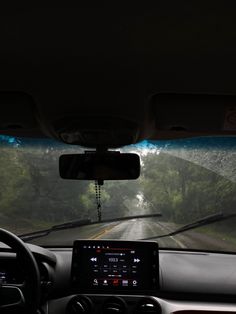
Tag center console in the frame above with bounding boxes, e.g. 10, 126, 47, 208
67, 240, 160, 314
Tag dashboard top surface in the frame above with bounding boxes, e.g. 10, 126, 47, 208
1, 241, 236, 306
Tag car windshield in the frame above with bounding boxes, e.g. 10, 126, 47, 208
0, 135, 236, 251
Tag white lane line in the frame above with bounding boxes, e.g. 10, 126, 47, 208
169, 235, 186, 249
155, 222, 187, 249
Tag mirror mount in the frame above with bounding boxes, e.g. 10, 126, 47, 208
96, 179, 104, 186
95, 146, 109, 154
90, 149, 120, 186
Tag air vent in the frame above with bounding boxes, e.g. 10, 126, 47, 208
38, 262, 53, 299
102, 297, 127, 314
136, 298, 161, 314
66, 295, 93, 314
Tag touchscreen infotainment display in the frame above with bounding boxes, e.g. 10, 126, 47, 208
71, 240, 159, 293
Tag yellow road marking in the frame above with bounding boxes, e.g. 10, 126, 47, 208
90, 223, 119, 240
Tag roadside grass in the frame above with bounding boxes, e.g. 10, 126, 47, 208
1, 217, 53, 235
158, 218, 236, 249
196, 226, 236, 247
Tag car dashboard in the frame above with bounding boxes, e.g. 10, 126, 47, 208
1, 240, 236, 314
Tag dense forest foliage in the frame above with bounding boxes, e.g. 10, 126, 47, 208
0, 137, 236, 235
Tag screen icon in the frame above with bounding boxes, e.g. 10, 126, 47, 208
113, 279, 119, 286
122, 280, 128, 287
93, 269, 99, 273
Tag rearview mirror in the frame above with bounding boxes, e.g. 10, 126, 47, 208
59, 152, 140, 181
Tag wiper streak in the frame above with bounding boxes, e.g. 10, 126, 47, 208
20, 213, 162, 241
141, 212, 236, 240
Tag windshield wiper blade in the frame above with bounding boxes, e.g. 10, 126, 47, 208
19, 212, 162, 241
19, 219, 92, 241
141, 212, 236, 240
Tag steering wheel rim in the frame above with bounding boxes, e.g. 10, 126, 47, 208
0, 228, 41, 314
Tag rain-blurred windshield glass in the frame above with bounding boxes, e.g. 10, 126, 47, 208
0, 135, 236, 251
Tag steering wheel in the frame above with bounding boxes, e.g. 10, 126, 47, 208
0, 228, 41, 314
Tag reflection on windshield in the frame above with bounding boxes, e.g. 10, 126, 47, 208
0, 135, 235, 251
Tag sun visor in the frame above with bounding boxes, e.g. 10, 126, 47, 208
151, 93, 236, 139
0, 92, 44, 138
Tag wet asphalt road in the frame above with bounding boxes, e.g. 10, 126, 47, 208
96, 219, 236, 251
30, 218, 184, 247
96, 219, 186, 248
30, 218, 236, 252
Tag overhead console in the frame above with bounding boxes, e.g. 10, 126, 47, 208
35, 100, 155, 148
71, 240, 159, 295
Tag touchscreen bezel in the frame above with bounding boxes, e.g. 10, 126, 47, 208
71, 240, 159, 295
